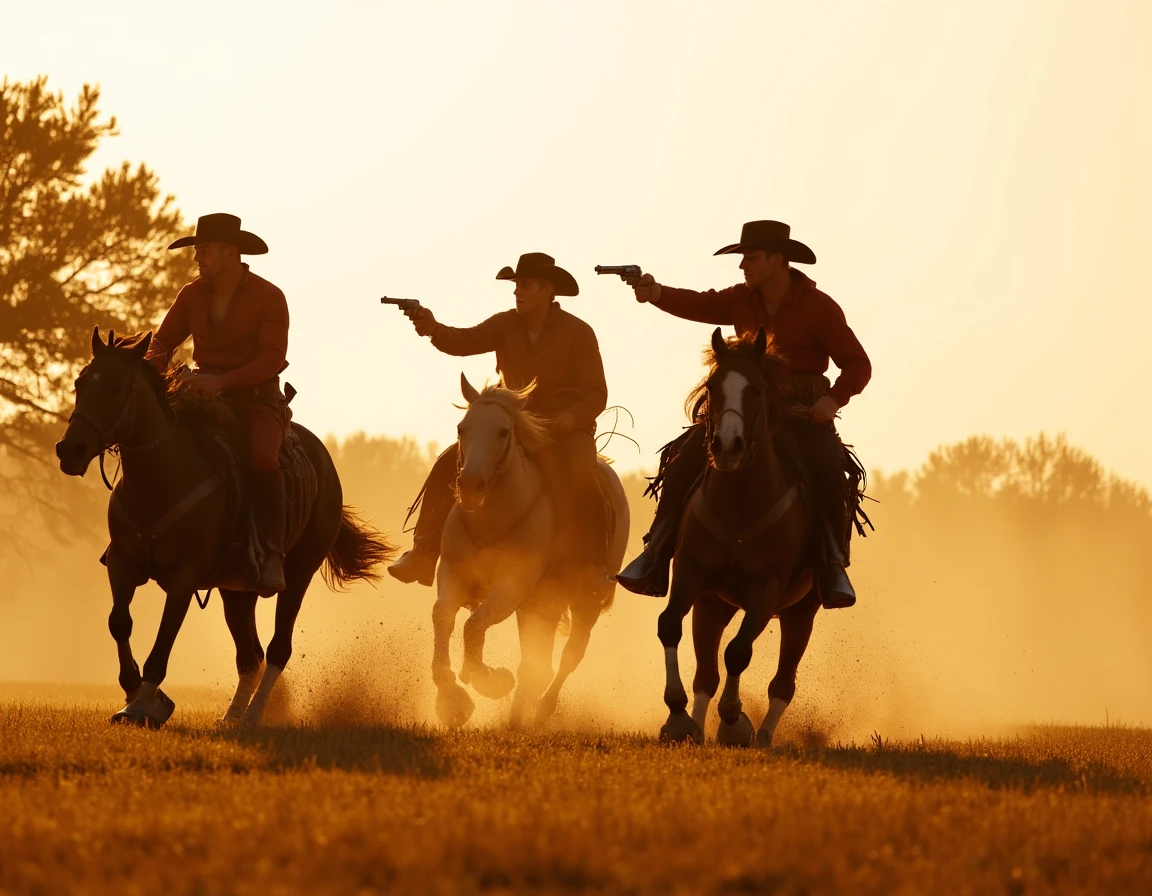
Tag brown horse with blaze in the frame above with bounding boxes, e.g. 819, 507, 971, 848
658, 328, 819, 747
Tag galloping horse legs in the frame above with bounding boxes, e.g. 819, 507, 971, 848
657, 569, 703, 743
760, 588, 821, 748
106, 553, 142, 705
689, 595, 739, 733
220, 590, 263, 723
535, 602, 598, 726
510, 607, 558, 728
715, 578, 779, 746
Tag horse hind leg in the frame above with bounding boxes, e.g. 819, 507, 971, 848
690, 596, 739, 736
219, 590, 263, 724
535, 601, 595, 726
759, 588, 820, 749
511, 607, 558, 728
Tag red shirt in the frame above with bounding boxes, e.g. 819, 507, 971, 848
150, 265, 289, 391
657, 269, 871, 407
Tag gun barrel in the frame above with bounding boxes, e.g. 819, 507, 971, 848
379, 296, 420, 309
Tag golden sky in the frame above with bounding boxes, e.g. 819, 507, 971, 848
10, 0, 1152, 483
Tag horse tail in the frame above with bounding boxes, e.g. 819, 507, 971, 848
322, 505, 397, 589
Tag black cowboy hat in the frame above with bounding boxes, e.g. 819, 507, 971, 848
714, 220, 816, 264
168, 213, 269, 255
495, 252, 579, 297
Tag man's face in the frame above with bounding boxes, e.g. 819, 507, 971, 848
739, 250, 785, 288
193, 242, 234, 280
513, 277, 554, 317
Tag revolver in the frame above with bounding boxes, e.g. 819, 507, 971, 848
594, 265, 644, 287
379, 297, 423, 315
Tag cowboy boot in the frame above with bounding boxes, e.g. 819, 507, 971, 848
251, 470, 286, 597
820, 522, 856, 610
616, 427, 707, 597
389, 448, 457, 586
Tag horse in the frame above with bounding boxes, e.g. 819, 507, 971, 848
55, 328, 395, 728
431, 374, 629, 728
657, 327, 820, 747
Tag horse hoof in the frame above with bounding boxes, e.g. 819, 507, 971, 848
660, 711, 703, 745
717, 712, 755, 747
109, 708, 147, 727
436, 686, 475, 728
470, 666, 516, 700
533, 694, 559, 727
756, 728, 776, 749
111, 688, 176, 729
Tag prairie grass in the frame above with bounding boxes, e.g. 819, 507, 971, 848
2, 690, 1151, 895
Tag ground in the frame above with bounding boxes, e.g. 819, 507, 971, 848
2, 687, 1151, 895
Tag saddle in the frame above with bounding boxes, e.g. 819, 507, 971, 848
101, 388, 318, 592
181, 395, 318, 591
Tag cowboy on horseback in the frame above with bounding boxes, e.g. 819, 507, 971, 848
614, 220, 872, 609
388, 252, 611, 589
144, 213, 290, 596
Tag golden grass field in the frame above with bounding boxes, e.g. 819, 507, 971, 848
2, 685, 1151, 895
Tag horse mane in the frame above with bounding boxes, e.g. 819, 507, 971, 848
684, 330, 789, 420
467, 382, 553, 454
104, 332, 213, 426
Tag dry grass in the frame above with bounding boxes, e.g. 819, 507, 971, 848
2, 689, 1152, 895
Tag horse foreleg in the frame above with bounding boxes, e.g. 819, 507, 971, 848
690, 595, 739, 735
759, 588, 820, 749
432, 576, 473, 728
716, 578, 778, 747
122, 574, 196, 729
460, 585, 525, 700
657, 568, 702, 743
535, 603, 596, 726
510, 607, 558, 728
242, 567, 313, 727
106, 554, 142, 714
220, 590, 263, 724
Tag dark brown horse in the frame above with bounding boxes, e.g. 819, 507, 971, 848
658, 327, 819, 747
55, 329, 394, 727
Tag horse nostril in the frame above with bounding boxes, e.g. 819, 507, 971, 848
710, 437, 721, 454
732, 436, 745, 453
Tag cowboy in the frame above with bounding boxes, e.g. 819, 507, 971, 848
388, 252, 610, 587
615, 220, 871, 608
144, 213, 290, 596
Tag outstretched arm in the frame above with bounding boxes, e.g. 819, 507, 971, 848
633, 274, 738, 326
427, 311, 512, 357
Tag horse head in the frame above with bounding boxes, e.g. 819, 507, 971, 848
55, 327, 159, 476
455, 374, 551, 512
703, 327, 786, 472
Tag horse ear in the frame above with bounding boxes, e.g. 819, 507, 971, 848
91, 327, 104, 356
129, 332, 153, 362
711, 327, 726, 356
460, 373, 480, 405
754, 326, 768, 354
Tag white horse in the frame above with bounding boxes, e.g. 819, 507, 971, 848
431, 375, 629, 727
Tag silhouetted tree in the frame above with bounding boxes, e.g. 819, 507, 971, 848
0, 76, 194, 548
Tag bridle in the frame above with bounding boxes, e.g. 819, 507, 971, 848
456, 399, 520, 502
704, 367, 773, 468
68, 359, 174, 489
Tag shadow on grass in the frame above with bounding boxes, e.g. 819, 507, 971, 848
783, 742, 1146, 795
182, 723, 450, 778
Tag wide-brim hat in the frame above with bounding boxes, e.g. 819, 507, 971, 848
714, 220, 816, 264
168, 213, 269, 255
495, 252, 579, 296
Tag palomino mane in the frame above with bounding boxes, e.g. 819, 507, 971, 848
684, 330, 789, 420
466, 382, 553, 454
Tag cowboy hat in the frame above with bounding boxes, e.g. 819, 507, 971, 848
495, 252, 579, 296
168, 213, 269, 255
714, 220, 816, 264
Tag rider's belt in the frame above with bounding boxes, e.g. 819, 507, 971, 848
197, 367, 283, 403
778, 375, 830, 407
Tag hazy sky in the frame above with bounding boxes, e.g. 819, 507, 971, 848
9, 0, 1152, 484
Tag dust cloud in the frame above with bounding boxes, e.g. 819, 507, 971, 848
2, 431, 1149, 744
